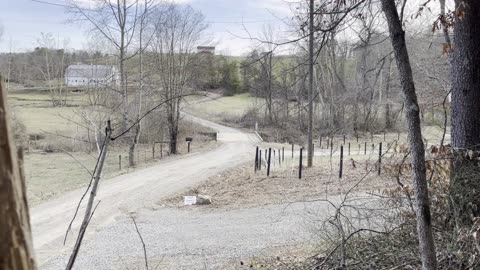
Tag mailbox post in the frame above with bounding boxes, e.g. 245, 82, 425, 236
186, 137, 193, 153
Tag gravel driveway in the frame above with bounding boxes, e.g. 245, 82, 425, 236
31, 114, 260, 268
31, 114, 360, 269
40, 201, 337, 269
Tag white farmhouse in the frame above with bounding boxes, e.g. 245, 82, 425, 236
65, 64, 119, 87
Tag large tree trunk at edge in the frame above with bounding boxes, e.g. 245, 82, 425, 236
380, 1, 437, 269
451, 0, 480, 224
0, 78, 37, 270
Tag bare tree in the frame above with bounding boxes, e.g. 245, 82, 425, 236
68, 0, 154, 166
260, 25, 278, 124
380, 0, 437, 269
150, 4, 207, 154
35, 33, 69, 107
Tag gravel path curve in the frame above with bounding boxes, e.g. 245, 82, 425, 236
31, 114, 257, 266
31, 114, 350, 269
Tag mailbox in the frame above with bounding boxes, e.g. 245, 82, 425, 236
186, 137, 193, 142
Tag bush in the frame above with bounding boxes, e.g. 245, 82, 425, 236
308, 147, 480, 269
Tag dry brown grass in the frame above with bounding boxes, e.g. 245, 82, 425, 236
160, 153, 396, 209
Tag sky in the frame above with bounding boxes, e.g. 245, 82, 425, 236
0, 0, 295, 56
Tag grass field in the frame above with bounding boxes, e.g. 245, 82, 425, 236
185, 92, 450, 146
24, 141, 217, 206
7, 87, 449, 205
8, 87, 85, 135
7, 86, 218, 205
185, 93, 264, 122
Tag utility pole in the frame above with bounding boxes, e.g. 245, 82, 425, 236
307, 0, 314, 167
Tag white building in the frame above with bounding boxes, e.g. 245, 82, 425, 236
65, 64, 119, 87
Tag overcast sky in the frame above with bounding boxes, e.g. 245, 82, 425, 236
0, 0, 294, 56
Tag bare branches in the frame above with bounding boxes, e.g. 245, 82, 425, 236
65, 121, 112, 270
63, 133, 107, 245
111, 93, 202, 140
130, 216, 149, 270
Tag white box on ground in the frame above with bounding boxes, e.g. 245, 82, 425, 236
184, 196, 197, 206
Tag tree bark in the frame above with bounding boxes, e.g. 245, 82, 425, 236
0, 78, 37, 270
452, 0, 480, 150
451, 0, 480, 223
380, 1, 437, 269
384, 56, 393, 129
307, 0, 314, 167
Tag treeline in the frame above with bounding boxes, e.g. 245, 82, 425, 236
0, 46, 110, 87
237, 31, 449, 135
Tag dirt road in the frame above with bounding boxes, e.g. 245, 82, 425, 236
31, 113, 382, 269
31, 114, 260, 267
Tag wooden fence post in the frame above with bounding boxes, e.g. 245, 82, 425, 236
292, 144, 294, 158
319, 136, 322, 148
330, 141, 333, 157
259, 150, 262, 171
299, 148, 303, 179
119, 155, 122, 170
378, 142, 382, 175
364, 142, 367, 155
282, 147, 284, 162
339, 145, 344, 178
278, 148, 281, 166
343, 135, 346, 144
348, 143, 351, 156
267, 148, 272, 176
254, 146, 259, 172
152, 145, 155, 159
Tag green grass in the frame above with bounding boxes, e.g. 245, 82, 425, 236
7, 86, 218, 205
8, 88, 86, 135
186, 93, 264, 121
24, 141, 217, 206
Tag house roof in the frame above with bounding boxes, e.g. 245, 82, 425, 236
66, 65, 116, 78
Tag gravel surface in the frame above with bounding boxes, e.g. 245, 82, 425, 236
31, 113, 383, 269
31, 114, 259, 268
40, 201, 331, 269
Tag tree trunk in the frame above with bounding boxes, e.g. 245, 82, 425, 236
66, 121, 112, 270
128, 125, 141, 167
169, 127, 178, 155
0, 78, 37, 270
307, 0, 314, 167
380, 1, 437, 269
168, 100, 179, 155
450, 0, 480, 223
384, 56, 393, 129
